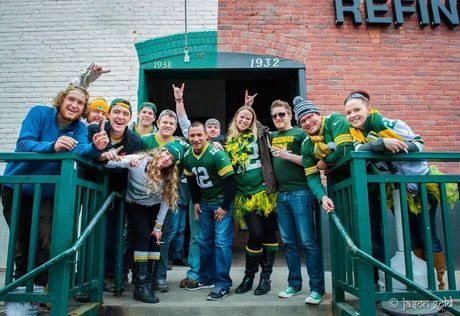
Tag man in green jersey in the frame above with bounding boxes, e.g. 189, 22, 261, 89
294, 96, 352, 212
183, 122, 236, 301
142, 109, 178, 149
269, 99, 326, 305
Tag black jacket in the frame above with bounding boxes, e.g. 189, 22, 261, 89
88, 122, 144, 192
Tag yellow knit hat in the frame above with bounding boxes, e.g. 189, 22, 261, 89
89, 98, 109, 114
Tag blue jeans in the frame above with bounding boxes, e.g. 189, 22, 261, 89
409, 197, 443, 253
154, 210, 175, 281
186, 202, 200, 281
277, 189, 325, 294
170, 204, 187, 260
198, 203, 234, 289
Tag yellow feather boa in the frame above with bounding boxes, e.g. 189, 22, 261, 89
234, 191, 277, 228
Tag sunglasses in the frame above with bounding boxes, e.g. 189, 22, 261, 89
271, 112, 287, 119
344, 93, 369, 105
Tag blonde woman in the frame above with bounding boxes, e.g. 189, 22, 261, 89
225, 105, 278, 295
105, 144, 181, 303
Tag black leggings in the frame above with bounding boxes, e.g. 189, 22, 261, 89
126, 202, 160, 256
244, 211, 278, 251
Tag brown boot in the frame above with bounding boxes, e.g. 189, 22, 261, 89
433, 252, 446, 290
413, 249, 425, 260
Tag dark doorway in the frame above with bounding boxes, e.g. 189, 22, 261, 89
146, 69, 299, 135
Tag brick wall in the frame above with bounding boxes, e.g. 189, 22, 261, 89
218, 1, 460, 153
0, 0, 218, 267
0, 0, 218, 154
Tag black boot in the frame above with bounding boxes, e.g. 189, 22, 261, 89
254, 249, 276, 295
148, 259, 156, 291
133, 261, 159, 303
235, 252, 262, 294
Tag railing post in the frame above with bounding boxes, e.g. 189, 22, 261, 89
327, 173, 345, 304
114, 198, 126, 295
89, 172, 110, 303
350, 157, 376, 314
48, 158, 78, 315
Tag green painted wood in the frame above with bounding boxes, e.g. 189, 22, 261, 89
439, 184, 456, 290
419, 184, 437, 290
26, 184, 42, 291
5, 184, 21, 286
48, 158, 77, 314
326, 151, 460, 315
380, 183, 393, 291
398, 187, 414, 282
0, 152, 115, 315
350, 157, 376, 314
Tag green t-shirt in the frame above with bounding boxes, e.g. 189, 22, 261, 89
227, 137, 265, 196
301, 112, 352, 201
142, 133, 176, 150
271, 126, 307, 192
131, 123, 157, 137
183, 142, 234, 204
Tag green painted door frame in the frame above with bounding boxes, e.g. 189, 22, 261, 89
135, 31, 306, 111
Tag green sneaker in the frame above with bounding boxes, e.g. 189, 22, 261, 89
305, 291, 324, 304
278, 286, 301, 298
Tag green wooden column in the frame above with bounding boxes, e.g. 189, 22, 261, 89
350, 156, 376, 314
48, 158, 78, 315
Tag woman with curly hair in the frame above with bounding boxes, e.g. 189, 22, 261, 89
105, 143, 181, 303
225, 105, 278, 295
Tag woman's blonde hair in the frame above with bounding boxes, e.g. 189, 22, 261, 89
53, 84, 90, 118
143, 147, 179, 208
226, 105, 258, 140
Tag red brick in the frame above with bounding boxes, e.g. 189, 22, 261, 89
218, 0, 459, 153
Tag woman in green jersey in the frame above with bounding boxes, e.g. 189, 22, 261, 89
344, 90, 447, 290
225, 105, 278, 295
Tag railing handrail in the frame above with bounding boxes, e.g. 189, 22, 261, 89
0, 152, 107, 172
0, 191, 121, 298
328, 151, 460, 172
329, 212, 460, 316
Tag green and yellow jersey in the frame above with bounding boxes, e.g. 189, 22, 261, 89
227, 136, 265, 196
183, 142, 234, 204
301, 113, 352, 201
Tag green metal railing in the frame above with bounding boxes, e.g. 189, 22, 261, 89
327, 151, 460, 315
0, 152, 120, 315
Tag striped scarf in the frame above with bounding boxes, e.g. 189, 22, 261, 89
349, 108, 403, 143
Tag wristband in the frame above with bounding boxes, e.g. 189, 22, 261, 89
175, 98, 183, 102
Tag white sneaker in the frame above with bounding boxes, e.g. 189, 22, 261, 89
278, 286, 301, 298
305, 291, 324, 304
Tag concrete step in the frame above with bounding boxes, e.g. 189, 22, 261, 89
101, 266, 335, 316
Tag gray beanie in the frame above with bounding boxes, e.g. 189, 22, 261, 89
292, 96, 321, 124
205, 118, 220, 128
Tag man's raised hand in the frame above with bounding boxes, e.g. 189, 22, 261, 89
172, 83, 185, 101
244, 90, 258, 107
